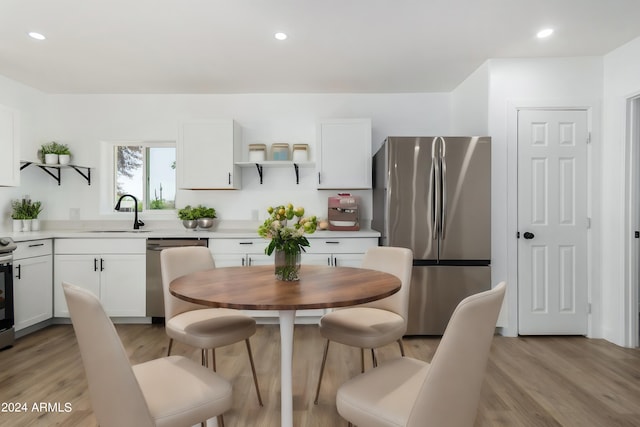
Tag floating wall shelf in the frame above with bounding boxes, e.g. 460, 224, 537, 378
235, 161, 315, 185
20, 161, 92, 185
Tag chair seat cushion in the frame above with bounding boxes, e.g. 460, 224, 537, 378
320, 307, 406, 349
133, 355, 232, 427
166, 308, 256, 349
337, 357, 429, 427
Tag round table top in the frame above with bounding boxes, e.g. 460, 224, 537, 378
169, 264, 401, 310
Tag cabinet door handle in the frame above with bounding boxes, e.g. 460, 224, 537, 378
248, 257, 253, 266
327, 257, 331, 266
15, 264, 21, 280
333, 257, 338, 267
100, 258, 105, 272
318, 172, 321, 185
28, 243, 44, 247
239, 242, 253, 245
242, 258, 245, 266
228, 173, 231, 185
325, 241, 340, 244
94, 258, 98, 272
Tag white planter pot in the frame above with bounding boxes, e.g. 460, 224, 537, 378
12, 219, 22, 233
31, 218, 40, 231
58, 154, 71, 165
44, 153, 59, 164
22, 219, 32, 232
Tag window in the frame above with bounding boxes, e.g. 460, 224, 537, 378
113, 142, 176, 212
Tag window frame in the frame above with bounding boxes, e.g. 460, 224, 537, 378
100, 140, 177, 218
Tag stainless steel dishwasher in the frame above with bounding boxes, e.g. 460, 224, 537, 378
146, 238, 208, 321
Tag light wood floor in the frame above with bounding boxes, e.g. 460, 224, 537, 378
0, 324, 639, 426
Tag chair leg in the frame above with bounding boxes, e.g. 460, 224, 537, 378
202, 349, 208, 368
314, 339, 331, 404
166, 338, 173, 356
245, 339, 263, 406
371, 348, 378, 368
360, 348, 365, 373
398, 338, 405, 356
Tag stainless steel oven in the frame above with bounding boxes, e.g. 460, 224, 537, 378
0, 237, 17, 350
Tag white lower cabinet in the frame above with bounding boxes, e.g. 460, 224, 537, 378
13, 240, 53, 331
54, 239, 146, 317
303, 237, 378, 267
208, 238, 270, 267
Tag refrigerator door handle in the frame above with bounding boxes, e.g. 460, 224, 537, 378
431, 142, 440, 239
440, 138, 447, 240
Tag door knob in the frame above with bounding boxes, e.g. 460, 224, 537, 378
523, 232, 535, 240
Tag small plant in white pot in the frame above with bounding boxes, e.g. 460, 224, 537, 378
39, 141, 71, 165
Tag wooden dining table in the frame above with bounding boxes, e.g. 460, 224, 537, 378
170, 264, 401, 427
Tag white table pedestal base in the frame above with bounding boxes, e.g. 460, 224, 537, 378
279, 309, 296, 427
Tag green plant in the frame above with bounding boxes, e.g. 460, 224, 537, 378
28, 201, 43, 219
39, 141, 70, 161
178, 204, 217, 220
193, 205, 216, 219
11, 199, 42, 220
177, 205, 196, 220
11, 199, 29, 220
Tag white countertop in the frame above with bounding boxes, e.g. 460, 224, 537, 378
8, 228, 380, 242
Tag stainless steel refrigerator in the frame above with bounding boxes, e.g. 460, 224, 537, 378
372, 136, 491, 335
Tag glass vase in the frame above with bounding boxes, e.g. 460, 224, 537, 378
274, 248, 301, 281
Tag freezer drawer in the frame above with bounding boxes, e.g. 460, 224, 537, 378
406, 265, 491, 335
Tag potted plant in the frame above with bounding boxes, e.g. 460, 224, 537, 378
39, 142, 59, 164
57, 144, 72, 165
193, 205, 217, 229
177, 205, 198, 229
28, 200, 43, 231
11, 199, 28, 232
39, 141, 71, 165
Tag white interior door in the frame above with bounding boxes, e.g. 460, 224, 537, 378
518, 109, 589, 335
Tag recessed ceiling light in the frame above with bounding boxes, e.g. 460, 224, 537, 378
28, 32, 46, 40
536, 28, 554, 39
274, 32, 287, 41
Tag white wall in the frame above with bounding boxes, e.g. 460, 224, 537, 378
602, 36, 640, 346
486, 57, 603, 336
451, 61, 490, 136
11, 92, 450, 228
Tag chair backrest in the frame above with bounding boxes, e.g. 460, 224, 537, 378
358, 246, 413, 321
407, 281, 506, 427
62, 282, 155, 427
160, 246, 216, 318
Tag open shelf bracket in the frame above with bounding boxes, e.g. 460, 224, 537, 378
255, 163, 264, 184
20, 161, 92, 186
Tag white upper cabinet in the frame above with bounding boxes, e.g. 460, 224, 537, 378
177, 119, 242, 189
316, 118, 371, 189
0, 104, 20, 187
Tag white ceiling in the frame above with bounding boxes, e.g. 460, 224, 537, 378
2, 0, 640, 94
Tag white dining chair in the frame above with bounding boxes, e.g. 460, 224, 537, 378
161, 246, 263, 407
63, 282, 232, 427
314, 246, 413, 403
336, 281, 506, 427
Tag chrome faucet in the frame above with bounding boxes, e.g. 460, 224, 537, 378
114, 194, 145, 230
